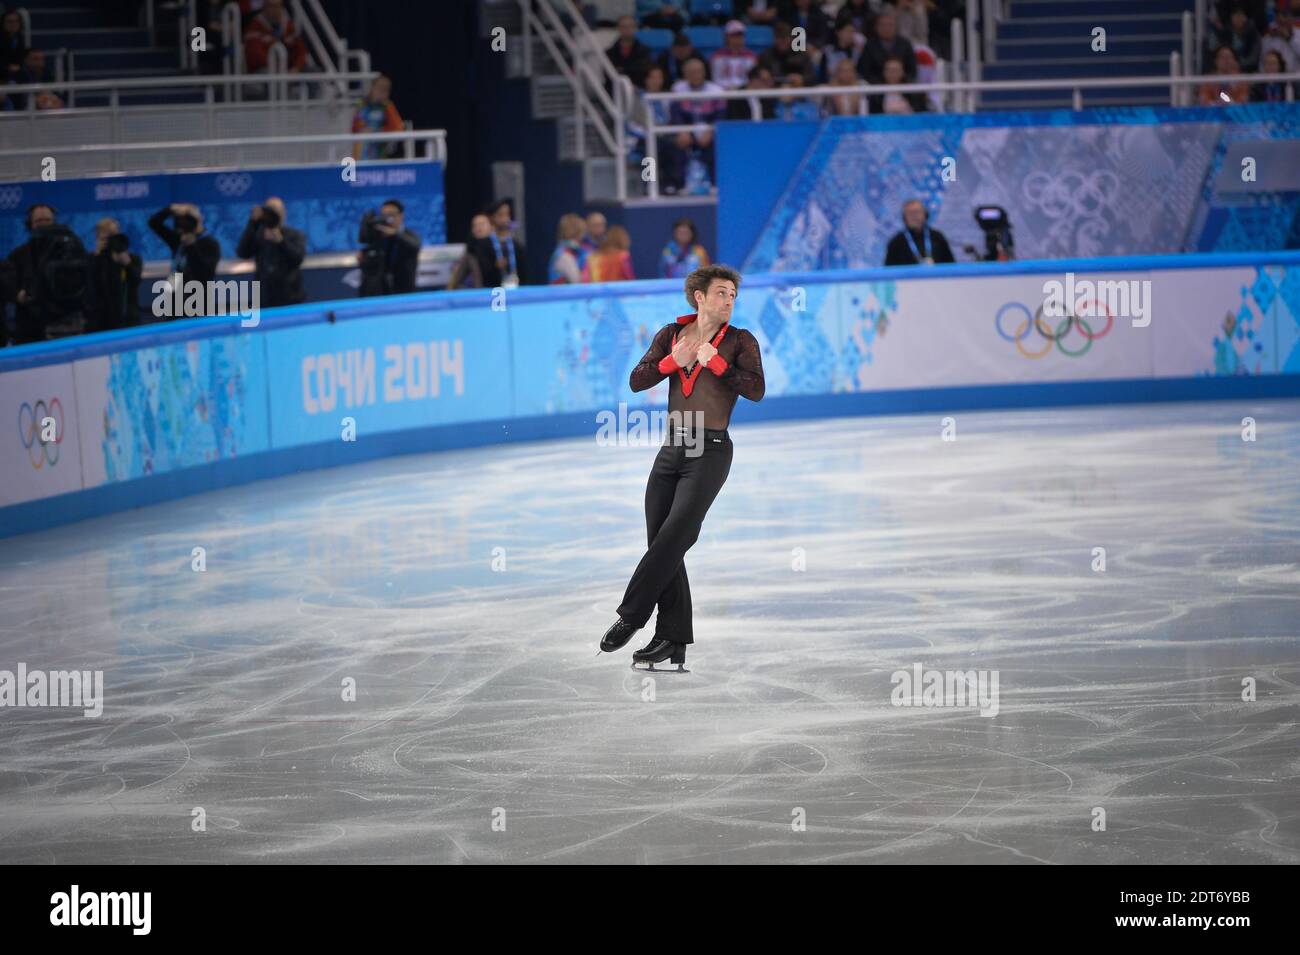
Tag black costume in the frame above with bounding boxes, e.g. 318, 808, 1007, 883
614, 313, 765, 655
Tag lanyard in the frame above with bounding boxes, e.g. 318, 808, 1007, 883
903, 226, 932, 262
490, 232, 516, 276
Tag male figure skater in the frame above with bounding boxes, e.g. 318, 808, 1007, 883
599, 264, 765, 671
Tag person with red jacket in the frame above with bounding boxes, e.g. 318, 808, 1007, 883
243, 0, 308, 73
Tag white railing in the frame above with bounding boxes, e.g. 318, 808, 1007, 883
637, 70, 1300, 199
517, 0, 627, 201
221, 0, 244, 96
0, 129, 447, 180
2, 69, 378, 108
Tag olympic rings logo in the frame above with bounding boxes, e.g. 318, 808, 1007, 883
18, 398, 64, 469
0, 184, 22, 210
995, 301, 1113, 358
215, 172, 253, 197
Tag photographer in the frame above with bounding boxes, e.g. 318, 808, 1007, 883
6, 204, 89, 343
236, 197, 305, 308
89, 218, 143, 333
149, 203, 221, 289
357, 199, 420, 297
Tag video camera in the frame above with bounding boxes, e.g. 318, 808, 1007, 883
107, 233, 130, 255
174, 211, 200, 235
969, 205, 1014, 261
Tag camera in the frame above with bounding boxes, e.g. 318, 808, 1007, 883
174, 212, 199, 234
972, 205, 1014, 261
360, 208, 396, 246
107, 233, 130, 255
260, 206, 281, 229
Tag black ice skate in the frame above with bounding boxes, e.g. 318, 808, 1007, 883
630, 638, 689, 673
599, 616, 640, 653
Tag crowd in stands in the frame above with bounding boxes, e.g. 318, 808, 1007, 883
447, 208, 712, 289
612, 2, 966, 193
1199, 1, 1298, 104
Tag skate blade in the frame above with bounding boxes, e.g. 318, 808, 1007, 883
630, 662, 690, 673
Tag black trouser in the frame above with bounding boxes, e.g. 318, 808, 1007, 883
616, 427, 733, 644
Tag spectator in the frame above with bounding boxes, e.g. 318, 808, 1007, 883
774, 69, 820, 120
88, 218, 142, 333
468, 198, 527, 288
669, 57, 725, 193
893, 0, 931, 48
824, 57, 869, 115
581, 211, 608, 265
724, 63, 777, 119
243, 0, 308, 73
548, 213, 586, 284
925, 0, 963, 60
659, 30, 706, 85
236, 197, 305, 308
581, 225, 635, 283
779, 0, 831, 49
859, 11, 917, 84
638, 1, 686, 31
149, 203, 221, 287
352, 74, 404, 160
447, 214, 491, 290
659, 217, 710, 278
10, 48, 51, 109
711, 19, 758, 90
1216, 4, 1261, 73
1262, 8, 1300, 73
870, 56, 927, 113
34, 90, 63, 110
737, 0, 779, 25
194, 0, 227, 76
885, 199, 955, 265
758, 21, 814, 82
608, 15, 654, 85
819, 18, 865, 84
7, 204, 89, 342
1252, 49, 1296, 100
627, 64, 674, 174
1, 11, 26, 78
357, 199, 420, 297
1199, 45, 1250, 104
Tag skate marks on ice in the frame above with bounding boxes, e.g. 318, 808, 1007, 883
0, 400, 1297, 862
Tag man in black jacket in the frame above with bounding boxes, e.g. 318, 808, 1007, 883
884, 199, 955, 266
237, 197, 306, 307
7, 204, 89, 343
858, 10, 917, 84
149, 203, 221, 287
607, 15, 654, 85
357, 199, 420, 297
89, 218, 143, 332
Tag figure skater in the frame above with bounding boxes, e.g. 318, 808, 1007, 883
599, 264, 765, 671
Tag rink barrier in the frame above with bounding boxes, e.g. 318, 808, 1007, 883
3, 250, 1299, 538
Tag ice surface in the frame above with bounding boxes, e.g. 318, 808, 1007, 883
0, 400, 1297, 863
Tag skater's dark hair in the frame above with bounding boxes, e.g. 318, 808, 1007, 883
684, 264, 740, 310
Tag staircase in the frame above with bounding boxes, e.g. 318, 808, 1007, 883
21, 0, 198, 106
980, 0, 1196, 110
484, 0, 629, 203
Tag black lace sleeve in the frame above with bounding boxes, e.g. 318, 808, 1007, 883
629, 324, 676, 393
719, 328, 765, 401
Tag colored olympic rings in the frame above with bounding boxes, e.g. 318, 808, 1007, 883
995, 300, 1113, 358
18, 398, 63, 468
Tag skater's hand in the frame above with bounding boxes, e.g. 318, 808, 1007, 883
670, 337, 697, 368
696, 341, 717, 365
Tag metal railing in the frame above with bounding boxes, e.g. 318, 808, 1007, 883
517, 0, 627, 200
0, 129, 447, 180
638, 70, 1300, 199
1, 69, 378, 108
